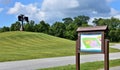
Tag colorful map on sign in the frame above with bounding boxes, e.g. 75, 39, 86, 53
82, 38, 101, 48
80, 33, 102, 52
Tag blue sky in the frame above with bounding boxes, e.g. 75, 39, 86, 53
0, 0, 120, 27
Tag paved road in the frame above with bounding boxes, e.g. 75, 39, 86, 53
0, 52, 120, 70
0, 44, 120, 70
110, 44, 120, 49
99, 66, 120, 70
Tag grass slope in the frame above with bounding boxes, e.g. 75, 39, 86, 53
0, 31, 119, 62
0, 31, 75, 62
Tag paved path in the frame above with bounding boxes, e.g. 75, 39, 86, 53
0, 52, 120, 70
99, 66, 120, 70
108, 66, 120, 70
0, 44, 120, 70
110, 44, 120, 49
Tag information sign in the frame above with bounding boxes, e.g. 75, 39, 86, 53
80, 32, 102, 52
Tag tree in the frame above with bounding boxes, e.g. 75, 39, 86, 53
37, 20, 50, 34
74, 15, 90, 26
64, 23, 78, 40
0, 26, 10, 32
93, 17, 120, 30
109, 30, 117, 42
109, 17, 120, 30
49, 22, 66, 38
93, 18, 106, 26
116, 29, 120, 42
34, 24, 39, 32
10, 21, 21, 31
62, 17, 73, 26
24, 20, 35, 32
93, 17, 120, 42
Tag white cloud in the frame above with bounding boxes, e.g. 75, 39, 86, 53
88, 7, 120, 25
88, 8, 120, 25
110, 8, 119, 16
0, 8, 3, 12
114, 15, 120, 20
41, 0, 79, 11
7, 2, 45, 21
41, 0, 111, 23
88, 16, 111, 25
110, 9, 120, 20
7, 0, 120, 24
7, 2, 23, 14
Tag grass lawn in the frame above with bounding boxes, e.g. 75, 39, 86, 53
0, 31, 120, 62
40, 59, 120, 70
0, 31, 75, 62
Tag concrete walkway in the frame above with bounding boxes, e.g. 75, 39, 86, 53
110, 44, 120, 49
99, 66, 120, 70
108, 66, 120, 70
0, 52, 120, 70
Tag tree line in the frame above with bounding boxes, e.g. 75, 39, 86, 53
0, 15, 120, 42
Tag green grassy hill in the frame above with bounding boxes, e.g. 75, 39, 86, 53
0, 31, 119, 62
0, 31, 75, 62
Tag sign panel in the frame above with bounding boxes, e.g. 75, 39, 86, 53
80, 32, 102, 52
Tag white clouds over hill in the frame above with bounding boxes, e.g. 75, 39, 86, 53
7, 0, 120, 23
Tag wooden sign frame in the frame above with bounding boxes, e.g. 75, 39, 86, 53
76, 26, 109, 70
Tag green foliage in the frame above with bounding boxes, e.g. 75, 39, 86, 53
74, 15, 90, 26
24, 20, 35, 32
1, 15, 90, 41
65, 23, 78, 40
62, 17, 73, 26
49, 22, 66, 38
109, 29, 120, 42
2, 15, 120, 42
0, 26, 10, 32
37, 20, 50, 34
62, 15, 90, 40
10, 21, 21, 31
93, 17, 120, 42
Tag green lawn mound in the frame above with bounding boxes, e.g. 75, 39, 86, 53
0, 31, 119, 62
0, 31, 75, 62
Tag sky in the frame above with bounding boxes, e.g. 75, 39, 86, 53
0, 0, 120, 27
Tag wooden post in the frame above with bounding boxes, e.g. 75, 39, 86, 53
104, 39, 109, 70
76, 26, 108, 70
76, 39, 80, 70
